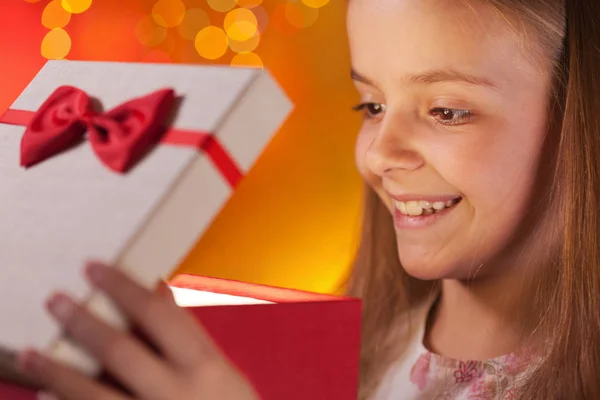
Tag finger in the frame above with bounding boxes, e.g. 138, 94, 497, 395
18, 349, 129, 400
46, 292, 179, 400
85, 262, 220, 369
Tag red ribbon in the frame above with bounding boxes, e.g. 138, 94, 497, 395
0, 86, 243, 188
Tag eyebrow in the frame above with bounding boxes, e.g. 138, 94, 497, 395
350, 68, 499, 89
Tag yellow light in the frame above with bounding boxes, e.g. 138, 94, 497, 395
235, 0, 263, 8
195, 26, 228, 60
177, 8, 210, 41
224, 8, 257, 42
41, 28, 71, 60
301, 0, 329, 8
42, 0, 71, 30
61, 0, 92, 14
135, 15, 168, 47
206, 0, 236, 13
228, 31, 260, 54
285, 2, 319, 29
231, 52, 263, 68
152, 0, 186, 28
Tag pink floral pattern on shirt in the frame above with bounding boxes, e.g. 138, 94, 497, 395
410, 352, 431, 389
408, 351, 530, 399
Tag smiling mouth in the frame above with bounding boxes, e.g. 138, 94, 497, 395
394, 198, 462, 216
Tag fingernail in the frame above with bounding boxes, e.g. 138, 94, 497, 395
18, 349, 45, 376
85, 261, 109, 285
46, 292, 76, 323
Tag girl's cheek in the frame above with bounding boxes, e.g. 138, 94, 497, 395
355, 128, 375, 179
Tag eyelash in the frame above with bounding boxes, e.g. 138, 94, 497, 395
352, 103, 385, 120
352, 102, 473, 126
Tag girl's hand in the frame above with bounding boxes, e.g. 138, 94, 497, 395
18, 262, 260, 400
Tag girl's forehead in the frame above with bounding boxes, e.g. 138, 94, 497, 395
347, 0, 511, 49
346, 0, 545, 91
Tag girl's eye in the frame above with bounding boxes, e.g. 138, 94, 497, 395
352, 102, 387, 119
430, 107, 473, 126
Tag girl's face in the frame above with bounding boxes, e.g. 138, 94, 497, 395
348, 0, 555, 280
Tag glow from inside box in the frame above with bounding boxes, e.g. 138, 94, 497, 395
169, 286, 273, 307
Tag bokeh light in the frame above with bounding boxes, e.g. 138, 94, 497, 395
231, 52, 263, 68
61, 0, 92, 14
142, 49, 172, 63
301, 0, 330, 8
42, 0, 72, 29
223, 8, 258, 41
155, 29, 177, 54
135, 15, 167, 47
251, 5, 269, 33
177, 8, 210, 41
285, 2, 319, 29
206, 0, 236, 13
195, 25, 228, 60
236, 0, 263, 8
41, 28, 71, 59
179, 41, 205, 63
228, 31, 260, 54
152, 0, 186, 28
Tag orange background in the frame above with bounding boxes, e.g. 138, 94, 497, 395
0, 0, 362, 295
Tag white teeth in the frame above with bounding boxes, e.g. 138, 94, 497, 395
405, 201, 423, 216
432, 202, 446, 211
394, 198, 460, 216
397, 201, 407, 214
420, 201, 433, 209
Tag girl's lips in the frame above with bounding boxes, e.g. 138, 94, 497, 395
389, 194, 463, 203
393, 197, 462, 229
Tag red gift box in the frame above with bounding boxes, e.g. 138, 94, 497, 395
0, 274, 362, 400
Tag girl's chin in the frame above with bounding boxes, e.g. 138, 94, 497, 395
400, 259, 490, 282
398, 254, 463, 281
401, 265, 449, 281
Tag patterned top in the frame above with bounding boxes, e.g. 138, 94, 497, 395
372, 300, 531, 400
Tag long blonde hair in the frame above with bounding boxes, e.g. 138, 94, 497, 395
347, 1, 600, 398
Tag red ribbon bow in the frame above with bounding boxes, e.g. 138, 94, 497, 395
20, 85, 176, 173
0, 86, 243, 187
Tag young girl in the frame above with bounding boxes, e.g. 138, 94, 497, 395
16, 0, 600, 399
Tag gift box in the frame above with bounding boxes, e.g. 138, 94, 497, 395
171, 275, 361, 400
0, 61, 293, 381
0, 274, 362, 400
